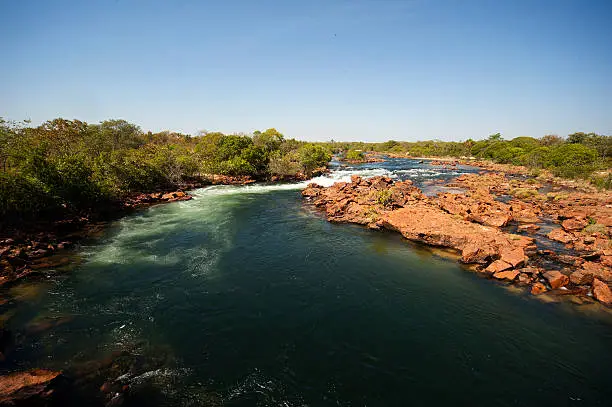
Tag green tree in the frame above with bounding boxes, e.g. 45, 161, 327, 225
298, 144, 331, 175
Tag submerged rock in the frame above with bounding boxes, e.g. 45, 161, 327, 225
531, 282, 548, 295
0, 369, 62, 405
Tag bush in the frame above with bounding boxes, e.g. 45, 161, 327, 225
268, 151, 300, 176
547, 144, 598, 178
299, 144, 331, 175
0, 172, 57, 217
345, 150, 365, 161
376, 189, 393, 206
590, 173, 612, 190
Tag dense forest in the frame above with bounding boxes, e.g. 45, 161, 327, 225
332, 132, 611, 188
0, 118, 330, 220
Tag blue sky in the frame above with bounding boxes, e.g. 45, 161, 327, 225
1, 0, 611, 141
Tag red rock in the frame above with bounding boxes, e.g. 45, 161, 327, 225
100, 382, 112, 393
493, 269, 519, 280
436, 192, 512, 227
518, 224, 540, 233
499, 247, 525, 268
570, 270, 594, 285
306, 176, 534, 265
381, 205, 533, 264
592, 278, 612, 305
543, 270, 569, 289
518, 273, 532, 284
554, 254, 584, 266
593, 237, 611, 251
547, 228, 574, 244
486, 260, 513, 274
531, 282, 548, 295
561, 218, 588, 231
581, 261, 612, 283
601, 255, 612, 267
518, 266, 542, 276
0, 369, 61, 404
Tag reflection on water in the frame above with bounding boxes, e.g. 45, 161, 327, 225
1, 158, 612, 406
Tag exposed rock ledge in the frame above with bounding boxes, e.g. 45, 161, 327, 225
302, 175, 612, 306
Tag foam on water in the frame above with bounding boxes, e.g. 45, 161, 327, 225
188, 167, 397, 198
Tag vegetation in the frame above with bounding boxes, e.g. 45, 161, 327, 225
0, 118, 331, 221
324, 132, 611, 187
2, 114, 609, 223
345, 150, 365, 161
376, 189, 393, 207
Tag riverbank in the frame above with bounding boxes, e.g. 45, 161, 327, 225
0, 167, 334, 291
1, 159, 611, 406
0, 175, 258, 289
302, 169, 612, 307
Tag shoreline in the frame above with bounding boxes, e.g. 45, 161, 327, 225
302, 169, 612, 308
0, 171, 324, 289
1, 159, 610, 404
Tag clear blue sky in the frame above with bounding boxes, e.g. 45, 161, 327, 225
1, 0, 611, 141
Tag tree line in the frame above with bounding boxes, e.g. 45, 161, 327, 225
330, 132, 611, 188
0, 118, 331, 220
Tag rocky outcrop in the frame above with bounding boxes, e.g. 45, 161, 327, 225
0, 369, 62, 405
124, 190, 192, 208
381, 206, 533, 264
436, 192, 512, 227
302, 173, 612, 307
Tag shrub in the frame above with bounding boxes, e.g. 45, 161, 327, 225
547, 144, 598, 178
0, 172, 57, 217
345, 150, 365, 161
376, 189, 393, 206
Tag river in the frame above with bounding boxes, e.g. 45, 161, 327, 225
3, 159, 612, 406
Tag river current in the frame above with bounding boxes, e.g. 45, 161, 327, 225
3, 159, 612, 406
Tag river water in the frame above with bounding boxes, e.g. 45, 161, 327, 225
3, 159, 612, 406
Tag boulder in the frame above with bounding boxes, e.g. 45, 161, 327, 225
518, 266, 543, 276
592, 278, 612, 305
561, 218, 588, 232
531, 282, 548, 295
547, 228, 574, 244
518, 273, 532, 285
570, 270, 594, 285
493, 269, 519, 280
581, 261, 612, 283
499, 247, 525, 268
486, 260, 512, 274
543, 270, 569, 289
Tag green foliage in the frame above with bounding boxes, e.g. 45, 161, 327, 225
298, 144, 331, 175
547, 143, 598, 178
345, 150, 365, 161
0, 118, 332, 221
376, 189, 393, 206
327, 130, 608, 187
590, 173, 612, 190
0, 172, 58, 217
268, 151, 301, 177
